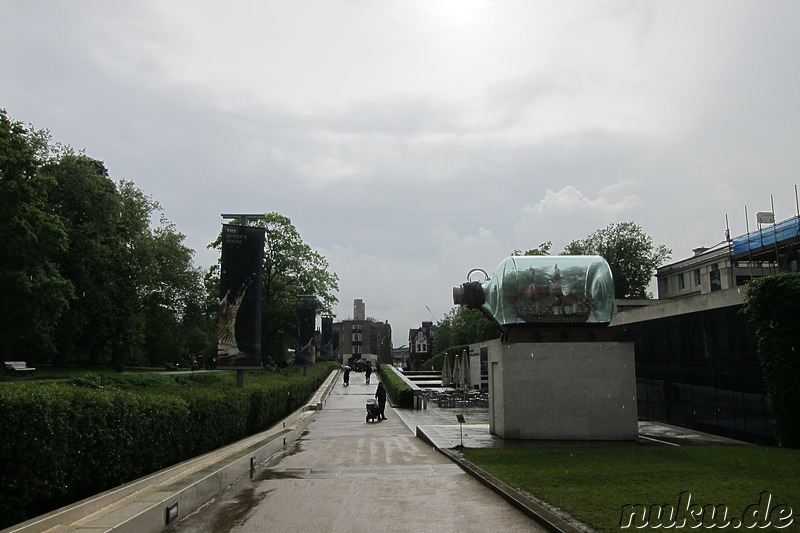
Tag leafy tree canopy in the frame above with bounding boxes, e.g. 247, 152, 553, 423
1, 109, 210, 367
434, 306, 501, 355
561, 221, 671, 299
0, 109, 72, 358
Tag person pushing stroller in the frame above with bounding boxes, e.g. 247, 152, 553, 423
375, 382, 387, 420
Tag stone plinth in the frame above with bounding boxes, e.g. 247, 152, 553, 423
484, 339, 638, 440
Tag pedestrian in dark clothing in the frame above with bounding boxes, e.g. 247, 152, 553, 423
375, 382, 387, 420
365, 364, 372, 384
343, 366, 351, 387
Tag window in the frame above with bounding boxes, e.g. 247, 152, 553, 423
677, 273, 686, 291
352, 333, 362, 342
353, 345, 361, 355
694, 269, 701, 286
417, 342, 427, 353
710, 264, 721, 292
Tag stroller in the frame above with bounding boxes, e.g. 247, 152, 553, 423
366, 397, 381, 423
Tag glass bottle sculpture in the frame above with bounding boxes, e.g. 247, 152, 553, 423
453, 255, 615, 325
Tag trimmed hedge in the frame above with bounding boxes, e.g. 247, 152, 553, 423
0, 363, 337, 528
377, 365, 414, 408
421, 344, 470, 371
421, 352, 444, 371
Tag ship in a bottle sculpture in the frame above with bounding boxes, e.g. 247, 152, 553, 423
452, 255, 615, 327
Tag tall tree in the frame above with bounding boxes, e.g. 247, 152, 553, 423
139, 216, 207, 366
2, 110, 211, 367
109, 181, 205, 370
46, 157, 206, 368
434, 306, 501, 354
0, 110, 72, 360
562, 221, 671, 299
210, 213, 339, 364
44, 154, 122, 365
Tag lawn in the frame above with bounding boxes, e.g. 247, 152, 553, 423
461, 445, 799, 532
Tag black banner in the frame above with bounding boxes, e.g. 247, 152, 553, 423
295, 295, 317, 366
217, 224, 265, 369
320, 315, 335, 361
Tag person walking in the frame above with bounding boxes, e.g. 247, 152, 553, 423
375, 382, 387, 420
365, 364, 372, 384
343, 366, 351, 387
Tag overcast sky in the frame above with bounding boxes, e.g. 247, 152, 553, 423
3, 1, 799, 348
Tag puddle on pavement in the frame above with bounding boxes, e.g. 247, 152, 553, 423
249, 439, 304, 481
210, 487, 270, 531
255, 469, 303, 481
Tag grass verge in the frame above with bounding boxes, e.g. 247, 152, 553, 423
460, 445, 799, 532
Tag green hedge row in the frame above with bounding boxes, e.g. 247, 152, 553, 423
377, 365, 414, 409
0, 363, 337, 528
421, 344, 470, 371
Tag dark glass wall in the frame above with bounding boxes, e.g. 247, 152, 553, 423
614, 304, 773, 444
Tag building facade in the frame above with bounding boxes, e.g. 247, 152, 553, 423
407, 321, 436, 370
656, 214, 799, 299
392, 346, 408, 369
332, 299, 392, 367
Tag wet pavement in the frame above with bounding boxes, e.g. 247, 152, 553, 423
167, 372, 748, 533
7, 371, 750, 533
168, 374, 549, 533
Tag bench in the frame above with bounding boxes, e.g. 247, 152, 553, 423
4, 361, 36, 377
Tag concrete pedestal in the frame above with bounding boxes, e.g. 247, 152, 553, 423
485, 339, 638, 440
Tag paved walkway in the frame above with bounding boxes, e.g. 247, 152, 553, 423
169, 374, 548, 533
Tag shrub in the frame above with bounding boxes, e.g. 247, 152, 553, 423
744, 273, 800, 448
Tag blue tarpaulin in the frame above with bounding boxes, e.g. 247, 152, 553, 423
731, 216, 800, 257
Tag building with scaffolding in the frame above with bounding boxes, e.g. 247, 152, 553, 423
656, 214, 799, 299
